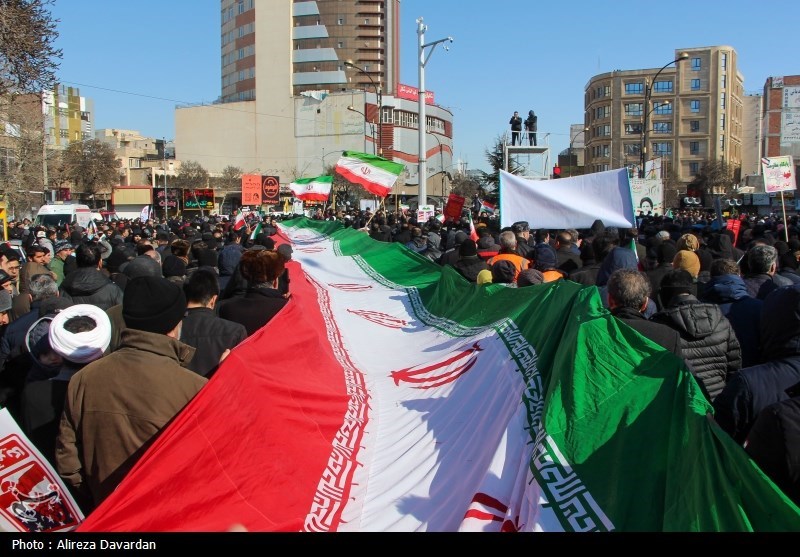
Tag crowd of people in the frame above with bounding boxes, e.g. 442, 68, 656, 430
0, 203, 797, 517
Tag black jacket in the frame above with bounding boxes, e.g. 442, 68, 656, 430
556, 246, 582, 274
217, 287, 288, 337
651, 294, 741, 401
611, 307, 681, 357
699, 274, 763, 367
714, 285, 800, 444
745, 384, 800, 506
451, 256, 490, 283
568, 263, 602, 286
180, 307, 248, 377
60, 267, 123, 310
744, 272, 793, 300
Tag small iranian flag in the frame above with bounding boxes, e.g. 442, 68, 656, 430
479, 200, 495, 213
233, 211, 247, 231
335, 151, 404, 197
467, 211, 479, 242
290, 176, 333, 202
249, 222, 262, 240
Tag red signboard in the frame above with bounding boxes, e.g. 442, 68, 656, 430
262, 175, 280, 204
443, 194, 465, 223
396, 83, 435, 105
727, 218, 741, 246
241, 174, 262, 206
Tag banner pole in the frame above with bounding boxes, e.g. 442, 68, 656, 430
781, 191, 789, 242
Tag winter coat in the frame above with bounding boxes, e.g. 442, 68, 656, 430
744, 272, 793, 300
595, 247, 639, 287
699, 274, 763, 367
611, 307, 682, 357
59, 268, 123, 310
217, 244, 244, 290
451, 256, 490, 283
556, 246, 582, 274
646, 263, 674, 310
180, 307, 247, 377
651, 294, 742, 401
713, 285, 800, 444
568, 263, 602, 287
217, 287, 288, 337
57, 329, 206, 509
745, 384, 800, 506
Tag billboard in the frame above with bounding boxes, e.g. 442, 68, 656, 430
241, 174, 262, 206
761, 156, 797, 193
396, 84, 435, 105
183, 189, 215, 210
155, 188, 180, 210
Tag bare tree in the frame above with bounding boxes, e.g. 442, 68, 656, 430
450, 172, 481, 200
689, 159, 738, 199
0, 0, 61, 96
0, 93, 46, 217
61, 139, 120, 207
173, 160, 209, 190
213, 164, 242, 193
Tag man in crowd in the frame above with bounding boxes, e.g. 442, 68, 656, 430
57, 276, 207, 511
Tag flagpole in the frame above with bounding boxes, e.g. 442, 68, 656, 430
781, 191, 789, 242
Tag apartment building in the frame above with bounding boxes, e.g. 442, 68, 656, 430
584, 46, 743, 192
178, 0, 453, 193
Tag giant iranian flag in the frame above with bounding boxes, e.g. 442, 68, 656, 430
79, 219, 800, 532
335, 151, 403, 197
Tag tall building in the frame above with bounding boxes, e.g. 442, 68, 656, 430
178, 0, 452, 196
761, 75, 800, 163
221, 0, 399, 102
43, 84, 94, 149
584, 46, 743, 196
741, 93, 763, 179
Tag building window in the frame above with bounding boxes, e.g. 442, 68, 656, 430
338, 17, 343, 25
128, 158, 141, 168
691, 57, 701, 71
721, 75, 726, 89
690, 120, 700, 132
601, 145, 609, 157
689, 162, 700, 175
59, 129, 68, 138
653, 80, 673, 93
720, 135, 725, 150
624, 144, 641, 156
597, 124, 610, 137
653, 102, 672, 115
720, 115, 725, 130
652, 142, 672, 156
624, 103, 643, 116
690, 100, 700, 113
625, 82, 644, 95
625, 123, 642, 135
691, 78, 700, 90
237, 0, 244, 15
690, 141, 699, 155
721, 52, 727, 70
595, 106, 610, 119
337, 41, 343, 48
720, 93, 726, 109
653, 122, 672, 134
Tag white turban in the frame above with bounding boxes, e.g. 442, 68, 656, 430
48, 304, 111, 364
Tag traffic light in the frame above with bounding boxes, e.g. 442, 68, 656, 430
552, 165, 562, 179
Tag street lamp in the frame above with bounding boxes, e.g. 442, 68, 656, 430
347, 105, 376, 155
641, 52, 688, 177
417, 17, 453, 208
568, 126, 589, 177
344, 61, 382, 156
430, 133, 447, 199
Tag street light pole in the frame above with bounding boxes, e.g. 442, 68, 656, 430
641, 52, 688, 178
344, 61, 382, 156
568, 126, 589, 177
163, 137, 168, 220
417, 17, 453, 208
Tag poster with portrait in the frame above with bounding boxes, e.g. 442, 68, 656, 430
629, 178, 664, 216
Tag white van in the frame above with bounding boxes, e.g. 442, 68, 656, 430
34, 204, 94, 229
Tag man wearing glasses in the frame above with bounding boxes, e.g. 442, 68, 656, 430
0, 248, 21, 296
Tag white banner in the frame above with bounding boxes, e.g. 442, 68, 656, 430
781, 110, 800, 145
783, 86, 800, 109
139, 205, 150, 222
499, 169, 635, 229
761, 156, 797, 193
630, 178, 664, 217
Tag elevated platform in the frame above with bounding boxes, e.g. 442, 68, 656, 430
503, 142, 551, 180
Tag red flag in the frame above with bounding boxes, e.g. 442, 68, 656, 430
232, 211, 247, 231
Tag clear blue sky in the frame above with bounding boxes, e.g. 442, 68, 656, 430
50, 0, 797, 174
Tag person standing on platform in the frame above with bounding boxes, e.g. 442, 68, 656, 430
525, 110, 538, 146
509, 111, 522, 146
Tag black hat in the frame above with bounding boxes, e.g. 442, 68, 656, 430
491, 260, 517, 284
123, 276, 186, 334
277, 244, 293, 260
161, 255, 187, 278
123, 256, 163, 279
459, 239, 478, 257
659, 269, 694, 307
196, 249, 218, 269
533, 243, 558, 271
512, 221, 530, 234
105, 247, 134, 273
54, 240, 72, 253
0, 270, 11, 287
